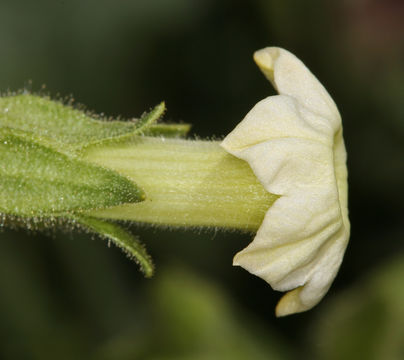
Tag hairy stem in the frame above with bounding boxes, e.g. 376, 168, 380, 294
81, 137, 276, 231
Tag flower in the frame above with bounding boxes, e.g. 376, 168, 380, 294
221, 47, 350, 316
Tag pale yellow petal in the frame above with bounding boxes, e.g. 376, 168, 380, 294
221, 47, 350, 316
254, 47, 341, 130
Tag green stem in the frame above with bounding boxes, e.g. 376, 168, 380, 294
81, 137, 277, 231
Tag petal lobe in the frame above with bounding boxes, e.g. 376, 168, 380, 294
222, 47, 350, 316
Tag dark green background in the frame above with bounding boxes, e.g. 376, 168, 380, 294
1, 1, 403, 359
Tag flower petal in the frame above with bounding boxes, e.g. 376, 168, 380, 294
253, 47, 341, 130
221, 47, 350, 316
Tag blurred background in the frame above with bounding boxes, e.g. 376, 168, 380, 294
0, 0, 403, 359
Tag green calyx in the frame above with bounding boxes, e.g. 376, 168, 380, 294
0, 94, 187, 154
0, 127, 144, 217
72, 215, 154, 277
0, 93, 274, 278
0, 94, 177, 276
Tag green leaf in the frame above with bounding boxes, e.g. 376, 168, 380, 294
72, 215, 154, 277
0, 94, 167, 152
0, 127, 144, 217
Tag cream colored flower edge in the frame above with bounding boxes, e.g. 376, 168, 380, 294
221, 47, 350, 317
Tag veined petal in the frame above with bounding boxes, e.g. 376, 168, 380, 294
221, 47, 350, 316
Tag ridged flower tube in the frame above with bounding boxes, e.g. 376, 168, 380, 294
221, 47, 350, 316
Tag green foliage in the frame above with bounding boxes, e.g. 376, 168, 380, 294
134, 102, 166, 133
142, 123, 191, 138
137, 267, 291, 360
311, 257, 404, 360
0, 227, 292, 360
0, 94, 180, 154
0, 127, 144, 217
1, 94, 134, 150
136, 102, 191, 137
0, 94, 174, 273
73, 215, 154, 277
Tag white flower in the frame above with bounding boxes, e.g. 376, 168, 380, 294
221, 47, 350, 316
